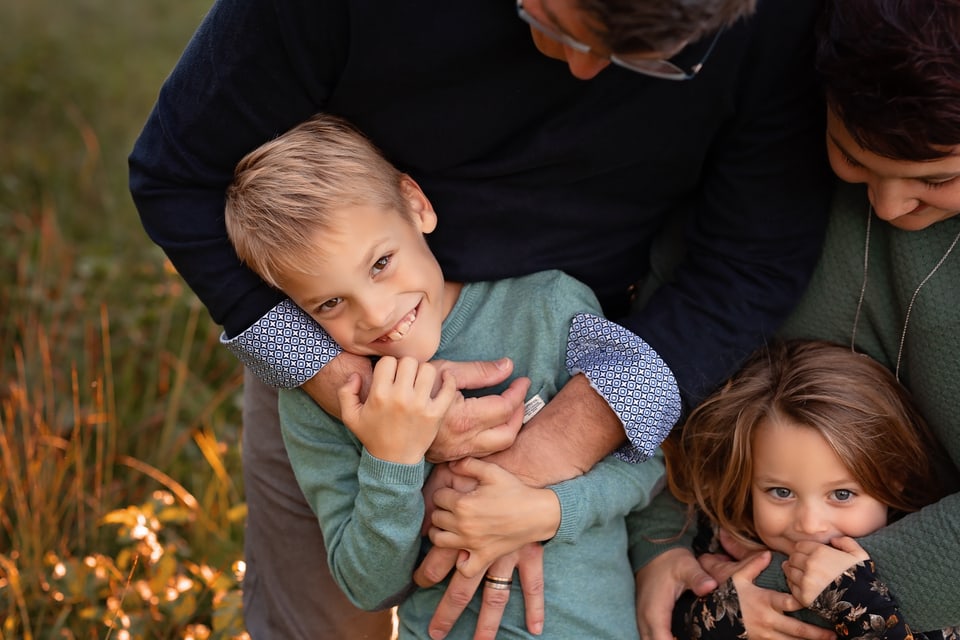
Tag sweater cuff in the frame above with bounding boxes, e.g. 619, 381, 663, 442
546, 481, 581, 545
220, 298, 342, 388
566, 313, 682, 463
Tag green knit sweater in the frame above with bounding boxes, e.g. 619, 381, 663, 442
629, 182, 960, 629
279, 270, 667, 639
777, 181, 960, 627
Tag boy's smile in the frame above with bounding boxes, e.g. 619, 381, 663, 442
277, 177, 461, 362
375, 305, 419, 343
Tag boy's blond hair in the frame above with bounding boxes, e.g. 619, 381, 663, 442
225, 114, 407, 288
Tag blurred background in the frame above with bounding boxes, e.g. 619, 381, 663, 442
1, 0, 249, 636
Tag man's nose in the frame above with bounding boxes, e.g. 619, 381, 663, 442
565, 47, 610, 80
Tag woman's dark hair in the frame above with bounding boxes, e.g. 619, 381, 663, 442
817, 0, 960, 161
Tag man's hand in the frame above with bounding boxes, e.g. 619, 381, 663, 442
426, 359, 530, 462
485, 373, 625, 486
417, 544, 545, 640
302, 354, 530, 460
635, 547, 718, 640
784, 537, 868, 607
301, 350, 374, 418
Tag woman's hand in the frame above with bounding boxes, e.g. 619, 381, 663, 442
428, 457, 560, 576
635, 547, 718, 640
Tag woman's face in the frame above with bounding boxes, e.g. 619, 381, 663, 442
826, 109, 960, 231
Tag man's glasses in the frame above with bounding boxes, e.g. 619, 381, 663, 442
516, 0, 721, 81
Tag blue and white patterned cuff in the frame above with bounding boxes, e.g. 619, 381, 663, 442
220, 298, 342, 388
566, 313, 682, 463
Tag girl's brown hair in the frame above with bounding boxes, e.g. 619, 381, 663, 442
664, 340, 948, 549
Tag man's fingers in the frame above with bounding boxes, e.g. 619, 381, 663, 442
414, 546, 460, 588
427, 569, 484, 640
472, 558, 517, 640
435, 357, 513, 390
517, 543, 545, 635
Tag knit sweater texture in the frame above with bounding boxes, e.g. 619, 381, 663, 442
279, 271, 667, 638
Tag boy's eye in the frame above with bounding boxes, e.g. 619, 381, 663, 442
319, 297, 343, 312
372, 255, 390, 275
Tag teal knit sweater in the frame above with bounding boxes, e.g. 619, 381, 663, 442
279, 271, 666, 639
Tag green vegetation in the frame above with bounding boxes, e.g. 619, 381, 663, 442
1, 0, 249, 636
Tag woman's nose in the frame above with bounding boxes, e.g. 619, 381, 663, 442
869, 178, 920, 221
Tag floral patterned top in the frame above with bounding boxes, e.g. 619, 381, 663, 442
671, 524, 956, 640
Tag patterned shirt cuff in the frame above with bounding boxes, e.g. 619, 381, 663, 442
220, 299, 342, 388
565, 313, 682, 463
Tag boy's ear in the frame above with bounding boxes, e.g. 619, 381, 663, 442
399, 175, 438, 234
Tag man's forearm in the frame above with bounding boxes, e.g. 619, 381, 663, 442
485, 374, 625, 486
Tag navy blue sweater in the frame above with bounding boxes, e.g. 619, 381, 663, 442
129, 0, 832, 407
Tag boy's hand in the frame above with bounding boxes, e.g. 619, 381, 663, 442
339, 356, 458, 464
784, 537, 869, 607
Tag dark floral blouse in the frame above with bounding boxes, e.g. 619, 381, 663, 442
671, 524, 957, 640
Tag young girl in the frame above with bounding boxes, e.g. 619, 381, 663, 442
664, 340, 952, 639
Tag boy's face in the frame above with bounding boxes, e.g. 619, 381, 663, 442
279, 178, 456, 361
750, 416, 888, 556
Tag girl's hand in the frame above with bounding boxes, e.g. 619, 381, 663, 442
338, 356, 457, 463
784, 536, 869, 606
700, 552, 834, 640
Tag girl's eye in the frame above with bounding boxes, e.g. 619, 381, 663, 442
318, 297, 343, 312
768, 487, 793, 500
372, 255, 391, 275
832, 489, 854, 502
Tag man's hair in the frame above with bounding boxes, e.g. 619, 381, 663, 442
817, 0, 960, 161
225, 114, 407, 289
664, 340, 950, 550
578, 0, 756, 53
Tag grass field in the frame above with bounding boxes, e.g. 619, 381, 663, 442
1, 0, 250, 636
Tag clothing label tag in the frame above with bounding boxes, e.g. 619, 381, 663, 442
522, 394, 545, 424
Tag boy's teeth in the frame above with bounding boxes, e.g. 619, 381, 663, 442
385, 309, 416, 341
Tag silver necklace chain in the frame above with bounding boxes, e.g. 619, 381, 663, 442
851, 205, 960, 379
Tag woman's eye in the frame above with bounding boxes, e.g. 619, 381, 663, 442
840, 149, 863, 168
372, 255, 391, 275
923, 176, 958, 190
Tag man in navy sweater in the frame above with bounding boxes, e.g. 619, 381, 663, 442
129, 0, 833, 637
